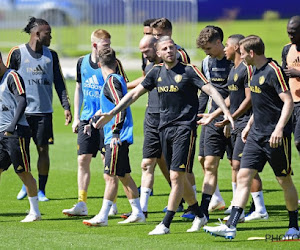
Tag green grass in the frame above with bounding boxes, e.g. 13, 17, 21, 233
1, 71, 300, 249
0, 19, 290, 63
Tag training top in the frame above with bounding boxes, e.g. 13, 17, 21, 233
141, 61, 209, 130
6, 44, 70, 114
250, 58, 292, 136
282, 43, 300, 102
76, 54, 128, 121
0, 69, 28, 132
198, 55, 233, 114
100, 73, 133, 145
227, 62, 253, 130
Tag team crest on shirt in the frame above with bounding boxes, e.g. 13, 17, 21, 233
259, 76, 265, 85
234, 73, 239, 82
174, 74, 182, 83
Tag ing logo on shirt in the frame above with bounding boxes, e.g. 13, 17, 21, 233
228, 84, 238, 91
157, 85, 179, 93
250, 85, 261, 93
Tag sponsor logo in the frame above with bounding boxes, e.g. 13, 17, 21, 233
157, 85, 179, 93
157, 77, 162, 82
250, 85, 261, 93
228, 84, 238, 91
1, 104, 9, 111
291, 56, 300, 67
26, 65, 45, 75
17, 165, 23, 171
105, 166, 109, 171
179, 164, 185, 169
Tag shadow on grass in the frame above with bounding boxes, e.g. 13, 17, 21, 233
0, 212, 26, 217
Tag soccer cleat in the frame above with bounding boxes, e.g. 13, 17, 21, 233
282, 227, 300, 240
38, 190, 49, 202
224, 205, 232, 215
118, 213, 145, 224
83, 214, 107, 227
245, 200, 255, 217
17, 184, 27, 200
108, 206, 118, 216
208, 199, 226, 212
181, 210, 196, 221
223, 212, 245, 223
121, 211, 148, 219
148, 222, 170, 235
203, 223, 236, 239
245, 211, 269, 221
21, 213, 41, 223
163, 204, 184, 213
187, 215, 208, 232
62, 202, 88, 216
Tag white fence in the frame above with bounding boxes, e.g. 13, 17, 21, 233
0, 0, 198, 57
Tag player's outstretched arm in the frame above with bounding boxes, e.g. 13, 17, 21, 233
201, 83, 234, 129
94, 84, 148, 129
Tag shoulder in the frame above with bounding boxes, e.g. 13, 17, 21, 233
184, 63, 209, 82
77, 56, 85, 67
282, 43, 292, 54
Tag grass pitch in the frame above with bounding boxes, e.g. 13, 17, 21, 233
0, 71, 300, 249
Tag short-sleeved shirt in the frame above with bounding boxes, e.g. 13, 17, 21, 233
282, 43, 300, 102
227, 62, 253, 130
141, 62, 209, 130
250, 58, 292, 136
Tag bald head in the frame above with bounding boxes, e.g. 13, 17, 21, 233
287, 16, 300, 45
139, 35, 158, 63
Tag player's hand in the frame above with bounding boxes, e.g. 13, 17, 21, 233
110, 136, 122, 149
4, 131, 13, 136
83, 124, 92, 137
197, 113, 213, 125
225, 113, 235, 130
284, 66, 300, 78
64, 110, 72, 125
241, 125, 250, 143
269, 128, 283, 148
72, 118, 80, 133
223, 124, 231, 138
215, 118, 230, 128
94, 112, 114, 129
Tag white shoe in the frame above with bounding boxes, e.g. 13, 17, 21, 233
244, 211, 269, 221
224, 205, 232, 215
62, 202, 88, 216
21, 213, 41, 222
118, 213, 145, 224
282, 227, 300, 240
17, 184, 27, 200
83, 214, 107, 227
223, 211, 245, 223
148, 222, 170, 235
203, 223, 236, 239
208, 199, 226, 212
187, 215, 208, 232
108, 205, 118, 216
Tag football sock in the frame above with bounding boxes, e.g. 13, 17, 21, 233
288, 210, 299, 230
140, 187, 151, 212
99, 199, 113, 220
28, 196, 40, 215
129, 198, 143, 215
212, 183, 223, 201
226, 206, 243, 228
162, 210, 176, 228
251, 191, 266, 213
200, 193, 212, 218
78, 190, 87, 203
38, 174, 48, 193
189, 202, 203, 217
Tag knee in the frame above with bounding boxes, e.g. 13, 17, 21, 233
104, 173, 118, 184
141, 159, 155, 173
77, 155, 91, 167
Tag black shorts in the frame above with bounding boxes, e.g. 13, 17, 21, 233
240, 132, 292, 177
0, 125, 31, 174
77, 121, 105, 157
160, 126, 196, 172
231, 131, 245, 161
143, 119, 162, 159
203, 123, 232, 159
26, 114, 53, 146
292, 103, 300, 143
104, 141, 131, 177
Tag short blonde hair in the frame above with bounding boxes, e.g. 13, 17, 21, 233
91, 29, 111, 43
